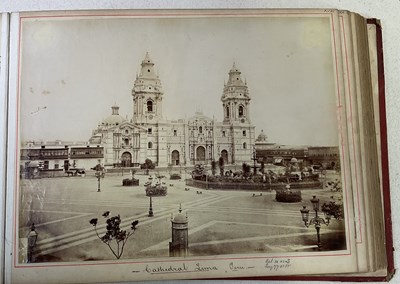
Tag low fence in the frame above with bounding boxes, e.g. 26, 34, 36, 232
185, 179, 322, 191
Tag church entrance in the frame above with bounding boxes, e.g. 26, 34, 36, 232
221, 150, 228, 164
121, 152, 132, 167
171, 150, 180, 165
196, 146, 206, 162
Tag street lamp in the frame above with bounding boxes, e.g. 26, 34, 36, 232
27, 223, 38, 263
300, 195, 331, 249
95, 171, 102, 192
148, 196, 154, 217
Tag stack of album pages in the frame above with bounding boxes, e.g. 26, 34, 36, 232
0, 9, 395, 283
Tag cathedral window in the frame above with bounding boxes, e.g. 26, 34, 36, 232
243, 130, 246, 137
148, 142, 153, 149
199, 126, 203, 134
147, 100, 153, 112
226, 106, 230, 118
222, 131, 226, 137
148, 128, 152, 134
125, 139, 129, 146
174, 130, 177, 136
239, 105, 244, 117
243, 142, 247, 149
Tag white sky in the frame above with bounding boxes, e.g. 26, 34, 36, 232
20, 15, 339, 146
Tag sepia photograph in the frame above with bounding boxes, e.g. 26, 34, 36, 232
16, 11, 346, 267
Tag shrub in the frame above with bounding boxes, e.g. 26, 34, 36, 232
145, 185, 167, 196
170, 173, 181, 180
192, 164, 207, 181
140, 159, 155, 170
206, 175, 218, 182
252, 175, 263, 183
321, 200, 344, 220
122, 178, 139, 186
275, 190, 302, 203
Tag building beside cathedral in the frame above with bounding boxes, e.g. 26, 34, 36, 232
89, 53, 256, 167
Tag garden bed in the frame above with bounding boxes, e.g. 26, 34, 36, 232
122, 178, 139, 186
186, 179, 322, 191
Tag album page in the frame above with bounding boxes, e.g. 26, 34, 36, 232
0, 12, 9, 282
4, 9, 367, 283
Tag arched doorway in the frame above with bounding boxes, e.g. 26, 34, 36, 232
196, 146, 206, 162
221, 150, 228, 164
171, 150, 180, 165
121, 152, 132, 167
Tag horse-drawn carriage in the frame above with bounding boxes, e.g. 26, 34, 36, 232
65, 168, 86, 177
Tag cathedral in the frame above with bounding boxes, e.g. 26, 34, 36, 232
89, 53, 256, 167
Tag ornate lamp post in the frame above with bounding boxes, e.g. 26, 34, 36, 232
300, 195, 332, 249
148, 196, 154, 217
95, 171, 102, 192
27, 223, 38, 263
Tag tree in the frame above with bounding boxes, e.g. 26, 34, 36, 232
211, 160, 217, 176
142, 158, 155, 175
144, 159, 155, 169
242, 163, 251, 178
218, 157, 225, 177
89, 212, 139, 259
321, 199, 344, 220
192, 164, 206, 180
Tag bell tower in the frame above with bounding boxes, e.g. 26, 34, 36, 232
132, 52, 164, 124
221, 63, 251, 124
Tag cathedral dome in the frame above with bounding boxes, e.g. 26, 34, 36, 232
103, 105, 125, 125
189, 110, 212, 122
103, 115, 125, 125
256, 130, 268, 142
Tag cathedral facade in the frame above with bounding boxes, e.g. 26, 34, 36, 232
89, 53, 256, 167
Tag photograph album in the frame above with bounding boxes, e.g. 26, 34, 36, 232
1, 8, 394, 283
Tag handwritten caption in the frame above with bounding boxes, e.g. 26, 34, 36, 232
134, 262, 218, 275
132, 258, 292, 275
265, 258, 292, 271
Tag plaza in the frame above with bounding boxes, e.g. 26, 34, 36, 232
19, 171, 346, 262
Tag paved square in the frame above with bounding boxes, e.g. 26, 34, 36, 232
18, 172, 346, 262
